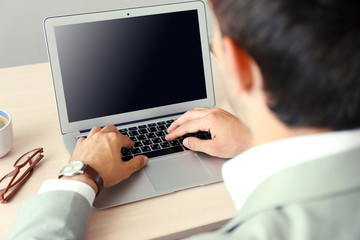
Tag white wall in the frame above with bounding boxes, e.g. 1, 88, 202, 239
0, 0, 213, 68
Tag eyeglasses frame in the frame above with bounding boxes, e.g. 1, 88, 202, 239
0, 148, 44, 203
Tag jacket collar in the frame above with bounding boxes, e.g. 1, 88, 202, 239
222, 128, 360, 210
221, 146, 360, 232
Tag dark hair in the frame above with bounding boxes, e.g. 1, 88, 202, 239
210, 0, 360, 130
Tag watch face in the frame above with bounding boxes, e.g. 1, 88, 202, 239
62, 161, 85, 176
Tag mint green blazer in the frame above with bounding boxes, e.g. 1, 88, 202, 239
9, 147, 360, 240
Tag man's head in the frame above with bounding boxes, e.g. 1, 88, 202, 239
209, 0, 360, 130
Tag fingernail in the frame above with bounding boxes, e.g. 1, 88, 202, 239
144, 156, 149, 165
183, 138, 189, 147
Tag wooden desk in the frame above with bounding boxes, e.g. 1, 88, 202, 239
0, 57, 236, 240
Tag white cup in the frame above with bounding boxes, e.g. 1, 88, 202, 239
0, 110, 13, 158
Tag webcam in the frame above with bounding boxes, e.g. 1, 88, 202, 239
127, 13, 130, 16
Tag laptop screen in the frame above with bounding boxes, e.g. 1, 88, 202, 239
54, 10, 207, 123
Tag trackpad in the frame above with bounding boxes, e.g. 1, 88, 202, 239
144, 153, 212, 191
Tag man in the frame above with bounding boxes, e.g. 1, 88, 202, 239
9, 0, 360, 239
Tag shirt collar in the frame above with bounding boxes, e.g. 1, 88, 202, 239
222, 128, 360, 210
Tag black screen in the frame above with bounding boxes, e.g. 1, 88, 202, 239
54, 10, 207, 123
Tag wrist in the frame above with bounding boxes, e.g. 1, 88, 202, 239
59, 161, 104, 196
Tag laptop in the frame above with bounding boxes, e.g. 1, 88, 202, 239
44, 0, 226, 209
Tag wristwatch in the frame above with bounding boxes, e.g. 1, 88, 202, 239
59, 161, 104, 196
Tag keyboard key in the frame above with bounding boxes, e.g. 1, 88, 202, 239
179, 134, 190, 141
119, 129, 128, 133
137, 135, 147, 141
179, 132, 211, 141
129, 127, 138, 131
141, 146, 151, 152
122, 156, 133, 162
134, 142, 143, 148
142, 139, 152, 146
138, 129, 148, 134
166, 119, 175, 124
148, 123, 157, 127
131, 148, 141, 155
157, 121, 166, 126
169, 140, 180, 146
205, 132, 212, 138
146, 133, 156, 139
130, 136, 137, 142
148, 127, 158, 132
178, 136, 185, 142
121, 148, 131, 156
160, 142, 170, 148
151, 144, 161, 151
152, 137, 162, 143
136, 146, 184, 159
158, 125, 166, 131
129, 130, 139, 136
198, 132, 211, 140
138, 125, 147, 129
156, 131, 166, 137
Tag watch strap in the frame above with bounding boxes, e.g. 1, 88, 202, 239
82, 164, 104, 196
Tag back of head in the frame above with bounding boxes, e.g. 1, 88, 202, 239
210, 0, 360, 130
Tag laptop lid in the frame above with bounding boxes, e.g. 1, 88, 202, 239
44, 1, 215, 135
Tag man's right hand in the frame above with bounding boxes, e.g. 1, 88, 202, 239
69, 125, 148, 189
166, 107, 252, 158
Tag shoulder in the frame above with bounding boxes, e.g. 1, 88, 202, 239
218, 188, 360, 240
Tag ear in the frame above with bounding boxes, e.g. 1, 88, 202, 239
222, 37, 254, 94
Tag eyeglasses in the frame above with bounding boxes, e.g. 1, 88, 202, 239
0, 148, 44, 204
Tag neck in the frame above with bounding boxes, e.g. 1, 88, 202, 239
249, 107, 331, 146
242, 97, 331, 146
253, 124, 330, 147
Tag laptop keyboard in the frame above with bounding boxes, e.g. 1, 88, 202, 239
119, 119, 211, 161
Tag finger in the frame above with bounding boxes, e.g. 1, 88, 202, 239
168, 109, 208, 132
182, 137, 214, 155
88, 126, 102, 138
77, 137, 86, 144
100, 125, 133, 148
101, 125, 119, 134
167, 108, 212, 133
124, 155, 149, 175
166, 118, 210, 141
71, 137, 86, 159
74, 137, 86, 148
119, 134, 135, 149
193, 107, 210, 111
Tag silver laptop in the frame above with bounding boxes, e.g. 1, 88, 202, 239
44, 0, 226, 209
